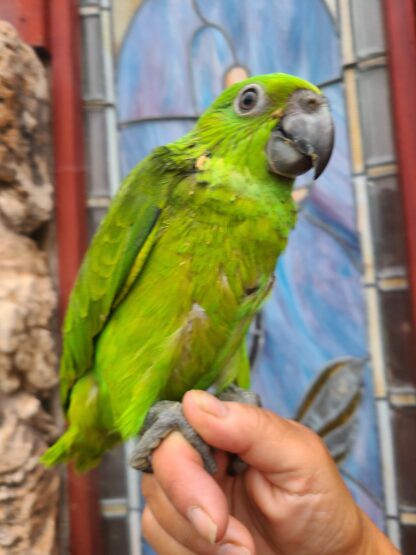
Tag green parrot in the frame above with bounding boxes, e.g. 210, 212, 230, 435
41, 73, 334, 472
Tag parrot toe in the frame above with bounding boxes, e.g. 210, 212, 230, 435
217, 384, 262, 406
129, 400, 217, 474
130, 387, 262, 475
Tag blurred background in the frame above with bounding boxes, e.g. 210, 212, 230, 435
0, 0, 415, 554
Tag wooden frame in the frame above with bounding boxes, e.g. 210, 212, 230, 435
383, 0, 416, 348
49, 1, 103, 553
0, 0, 48, 49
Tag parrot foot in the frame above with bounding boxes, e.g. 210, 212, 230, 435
129, 386, 261, 476
217, 384, 262, 406
129, 400, 217, 474
217, 384, 262, 475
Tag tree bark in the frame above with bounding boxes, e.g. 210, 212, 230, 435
0, 22, 60, 555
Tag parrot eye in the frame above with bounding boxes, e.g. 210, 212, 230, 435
239, 88, 257, 110
234, 84, 268, 117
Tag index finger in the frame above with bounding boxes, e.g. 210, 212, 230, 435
150, 431, 229, 544
182, 390, 333, 482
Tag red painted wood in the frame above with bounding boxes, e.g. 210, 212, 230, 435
67, 466, 103, 555
49, 1, 103, 554
383, 0, 416, 343
0, 0, 48, 49
49, 0, 87, 314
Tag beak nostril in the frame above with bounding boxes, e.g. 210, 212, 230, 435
303, 96, 322, 113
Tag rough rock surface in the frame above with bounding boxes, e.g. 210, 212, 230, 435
0, 22, 59, 555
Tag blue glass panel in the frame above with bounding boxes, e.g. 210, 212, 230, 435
143, 538, 154, 555
117, 0, 201, 122
252, 216, 364, 416
195, 0, 341, 84
119, 119, 196, 177
191, 26, 234, 111
312, 83, 357, 238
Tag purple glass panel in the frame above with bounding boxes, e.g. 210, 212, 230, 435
195, 0, 341, 84
191, 26, 234, 111
117, 0, 200, 122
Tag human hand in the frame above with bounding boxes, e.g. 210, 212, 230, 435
141, 390, 399, 555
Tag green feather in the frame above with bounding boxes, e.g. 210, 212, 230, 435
42, 73, 319, 471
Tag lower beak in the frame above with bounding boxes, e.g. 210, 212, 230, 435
267, 89, 334, 179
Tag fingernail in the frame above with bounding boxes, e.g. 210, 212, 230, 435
192, 390, 228, 417
187, 506, 217, 544
217, 544, 251, 555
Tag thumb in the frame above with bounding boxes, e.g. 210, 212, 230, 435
183, 389, 331, 481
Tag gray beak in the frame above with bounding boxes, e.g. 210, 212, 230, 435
267, 89, 334, 179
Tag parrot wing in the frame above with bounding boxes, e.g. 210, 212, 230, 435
196, 275, 275, 392
59, 148, 188, 408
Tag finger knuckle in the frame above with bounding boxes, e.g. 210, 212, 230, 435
245, 404, 274, 433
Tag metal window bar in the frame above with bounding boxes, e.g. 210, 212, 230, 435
79, 1, 142, 554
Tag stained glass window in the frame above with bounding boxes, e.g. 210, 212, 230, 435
115, 2, 384, 553
79, 0, 410, 552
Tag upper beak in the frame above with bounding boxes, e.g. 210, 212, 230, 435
267, 89, 334, 179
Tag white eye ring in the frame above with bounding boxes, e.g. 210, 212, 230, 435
233, 84, 268, 117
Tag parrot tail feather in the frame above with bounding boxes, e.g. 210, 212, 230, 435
40, 427, 78, 468
41, 426, 118, 472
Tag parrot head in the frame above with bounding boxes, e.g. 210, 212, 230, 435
196, 73, 334, 181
